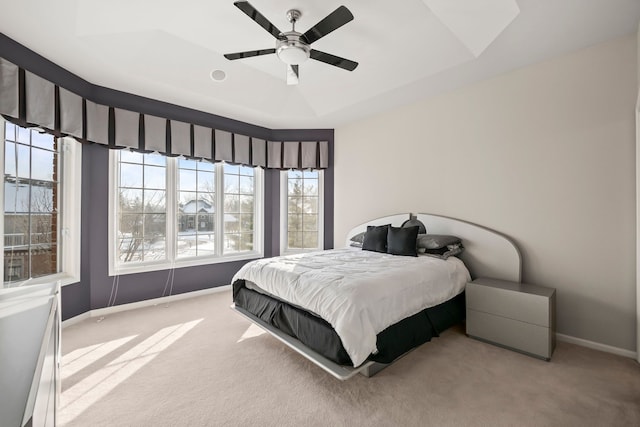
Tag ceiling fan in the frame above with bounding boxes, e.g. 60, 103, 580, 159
224, 1, 358, 85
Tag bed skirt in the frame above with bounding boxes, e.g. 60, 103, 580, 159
232, 279, 465, 366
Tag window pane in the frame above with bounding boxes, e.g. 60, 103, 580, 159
223, 163, 240, 174
240, 233, 253, 251
239, 176, 253, 194
144, 165, 166, 190
198, 160, 215, 172
240, 214, 253, 232
197, 171, 214, 192
31, 132, 55, 150
224, 174, 239, 194
178, 191, 198, 207
178, 158, 197, 170
224, 195, 239, 213
30, 185, 54, 213
304, 179, 318, 196
120, 150, 143, 163
4, 142, 16, 176
120, 163, 143, 188
144, 190, 166, 213
288, 197, 302, 214
176, 233, 197, 258
5, 122, 15, 141
224, 233, 239, 253
288, 231, 302, 249
179, 169, 197, 191
120, 189, 143, 213
196, 233, 216, 255
144, 153, 166, 166
196, 214, 215, 232
239, 166, 254, 177
303, 232, 318, 249
302, 214, 318, 231
17, 126, 30, 144
288, 214, 302, 232
302, 196, 317, 214
16, 143, 30, 179
239, 195, 253, 214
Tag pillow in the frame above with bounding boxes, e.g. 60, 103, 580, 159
362, 224, 390, 253
349, 232, 366, 248
416, 234, 462, 250
387, 226, 419, 257
421, 243, 464, 260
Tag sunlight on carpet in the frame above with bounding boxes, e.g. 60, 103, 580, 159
236, 323, 266, 343
61, 336, 137, 380
60, 319, 203, 425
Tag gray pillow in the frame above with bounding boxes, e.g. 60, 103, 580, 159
350, 232, 366, 244
420, 243, 464, 260
416, 234, 461, 250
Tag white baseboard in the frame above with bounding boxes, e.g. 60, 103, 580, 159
62, 285, 231, 329
556, 333, 637, 359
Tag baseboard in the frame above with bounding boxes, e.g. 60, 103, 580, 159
556, 333, 637, 359
62, 285, 231, 329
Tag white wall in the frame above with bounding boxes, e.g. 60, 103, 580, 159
335, 35, 637, 352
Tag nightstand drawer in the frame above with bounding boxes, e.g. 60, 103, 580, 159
467, 309, 552, 360
466, 280, 553, 327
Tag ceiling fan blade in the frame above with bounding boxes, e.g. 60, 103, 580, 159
224, 48, 276, 60
234, 1, 283, 39
309, 49, 358, 71
302, 6, 354, 45
286, 65, 299, 85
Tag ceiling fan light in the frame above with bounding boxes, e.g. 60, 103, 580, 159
277, 45, 309, 65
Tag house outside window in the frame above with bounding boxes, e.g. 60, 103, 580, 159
110, 151, 263, 275
280, 170, 323, 253
1, 120, 82, 287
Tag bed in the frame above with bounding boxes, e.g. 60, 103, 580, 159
231, 213, 521, 380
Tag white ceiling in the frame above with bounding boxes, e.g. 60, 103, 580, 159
1, 0, 639, 129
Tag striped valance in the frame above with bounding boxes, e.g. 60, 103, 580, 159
0, 57, 328, 169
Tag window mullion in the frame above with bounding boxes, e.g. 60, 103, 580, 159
216, 163, 224, 256
166, 157, 176, 264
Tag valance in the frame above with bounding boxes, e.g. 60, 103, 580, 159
0, 57, 329, 169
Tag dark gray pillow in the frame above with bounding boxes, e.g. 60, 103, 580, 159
362, 224, 390, 253
416, 234, 462, 250
387, 226, 419, 257
421, 243, 464, 259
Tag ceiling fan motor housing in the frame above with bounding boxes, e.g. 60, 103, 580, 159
276, 32, 310, 65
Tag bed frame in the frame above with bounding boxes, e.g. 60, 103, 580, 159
231, 212, 521, 380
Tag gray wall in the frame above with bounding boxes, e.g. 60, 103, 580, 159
335, 35, 637, 352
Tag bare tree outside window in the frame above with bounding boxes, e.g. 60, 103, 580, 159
223, 164, 255, 253
117, 151, 167, 263
287, 170, 319, 250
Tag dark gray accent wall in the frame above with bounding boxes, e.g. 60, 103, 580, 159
0, 33, 334, 320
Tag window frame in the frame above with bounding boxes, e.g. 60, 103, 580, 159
0, 118, 82, 288
108, 151, 264, 276
279, 169, 324, 255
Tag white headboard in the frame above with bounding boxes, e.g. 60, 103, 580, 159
345, 213, 522, 283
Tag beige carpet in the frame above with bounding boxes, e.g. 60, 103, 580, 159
60, 290, 640, 427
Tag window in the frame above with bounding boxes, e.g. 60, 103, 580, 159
1, 120, 82, 287
280, 170, 323, 253
110, 151, 263, 275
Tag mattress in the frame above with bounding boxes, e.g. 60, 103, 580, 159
233, 281, 466, 366
232, 248, 471, 366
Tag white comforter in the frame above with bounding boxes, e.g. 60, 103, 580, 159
232, 248, 471, 367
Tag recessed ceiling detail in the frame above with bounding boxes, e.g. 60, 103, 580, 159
0, 1, 638, 128
423, 0, 520, 57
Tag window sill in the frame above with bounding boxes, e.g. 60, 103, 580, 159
109, 251, 264, 276
5, 272, 81, 289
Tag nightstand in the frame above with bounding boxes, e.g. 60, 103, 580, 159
466, 277, 556, 361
